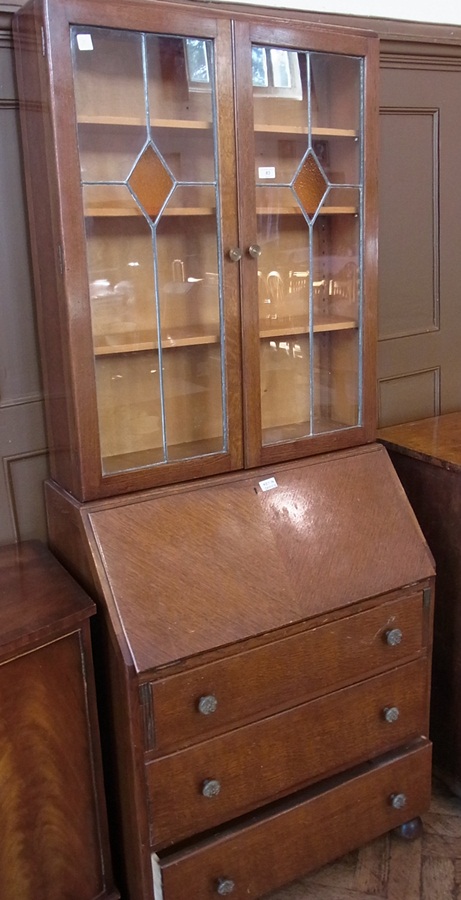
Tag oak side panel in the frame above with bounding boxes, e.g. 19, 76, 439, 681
13, 1, 80, 494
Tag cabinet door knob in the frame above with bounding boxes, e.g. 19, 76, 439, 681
385, 627, 403, 646
216, 878, 235, 895
248, 243, 262, 258
198, 694, 218, 716
390, 792, 407, 809
202, 778, 221, 798
229, 247, 243, 262
383, 706, 400, 723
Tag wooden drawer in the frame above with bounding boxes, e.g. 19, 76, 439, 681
146, 591, 426, 753
147, 658, 428, 847
153, 740, 432, 900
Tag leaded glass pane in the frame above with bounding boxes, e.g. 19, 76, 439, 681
253, 44, 363, 444
71, 25, 225, 473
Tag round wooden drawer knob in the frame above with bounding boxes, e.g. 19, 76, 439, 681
198, 694, 218, 715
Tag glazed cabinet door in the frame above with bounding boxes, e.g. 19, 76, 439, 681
41, 1, 243, 498
234, 22, 378, 467
16, 0, 378, 500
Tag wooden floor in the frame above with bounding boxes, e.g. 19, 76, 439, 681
266, 780, 461, 900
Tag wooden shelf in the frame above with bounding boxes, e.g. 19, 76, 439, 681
93, 316, 355, 356
78, 115, 146, 127
314, 126, 358, 138
255, 124, 358, 138
85, 204, 355, 218
256, 207, 357, 216
77, 116, 356, 139
94, 325, 220, 356
77, 115, 212, 129
85, 206, 215, 218
259, 314, 357, 339
261, 415, 353, 445
152, 117, 212, 130
320, 208, 357, 215
102, 435, 224, 474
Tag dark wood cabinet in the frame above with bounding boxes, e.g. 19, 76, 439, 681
0, 540, 118, 900
380, 412, 461, 796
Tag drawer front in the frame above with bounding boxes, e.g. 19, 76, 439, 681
147, 658, 428, 847
147, 591, 426, 753
153, 740, 432, 900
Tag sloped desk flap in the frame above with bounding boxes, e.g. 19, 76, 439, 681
47, 444, 434, 674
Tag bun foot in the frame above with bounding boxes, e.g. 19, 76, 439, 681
393, 816, 423, 841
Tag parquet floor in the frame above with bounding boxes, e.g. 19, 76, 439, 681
265, 780, 461, 900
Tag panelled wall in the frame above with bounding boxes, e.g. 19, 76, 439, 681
1, 3, 461, 543
0, 1, 48, 545
378, 40, 461, 425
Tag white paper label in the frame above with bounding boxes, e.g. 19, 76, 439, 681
258, 166, 276, 179
151, 853, 164, 900
77, 33, 94, 51
259, 477, 278, 492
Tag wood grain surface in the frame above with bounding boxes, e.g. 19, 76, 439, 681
266, 778, 461, 900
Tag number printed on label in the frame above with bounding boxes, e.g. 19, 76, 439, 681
259, 477, 278, 492
258, 166, 276, 179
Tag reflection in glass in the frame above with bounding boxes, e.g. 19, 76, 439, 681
252, 46, 269, 87
260, 338, 310, 441
84, 209, 158, 351
78, 124, 145, 182
183, 40, 301, 93
256, 186, 310, 328
253, 44, 363, 445
72, 27, 145, 121
157, 186, 220, 345
95, 352, 163, 469
310, 53, 361, 132
185, 38, 210, 84
270, 49, 291, 88
252, 47, 302, 98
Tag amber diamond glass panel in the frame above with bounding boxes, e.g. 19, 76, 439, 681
128, 144, 173, 219
294, 152, 328, 218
